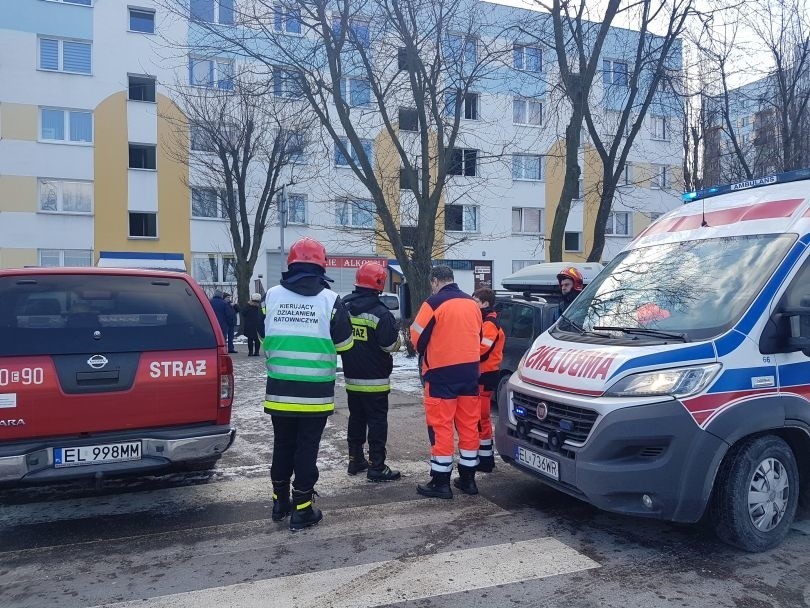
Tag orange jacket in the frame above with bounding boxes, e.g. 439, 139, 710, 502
410, 283, 481, 387
480, 310, 505, 375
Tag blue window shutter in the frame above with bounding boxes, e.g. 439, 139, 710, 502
62, 41, 91, 74
40, 38, 59, 71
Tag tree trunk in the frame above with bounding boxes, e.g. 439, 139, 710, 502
587, 175, 615, 262
549, 99, 584, 262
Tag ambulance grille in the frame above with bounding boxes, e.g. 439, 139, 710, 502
512, 391, 598, 444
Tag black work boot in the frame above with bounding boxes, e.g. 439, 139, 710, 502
271, 481, 291, 521
367, 464, 401, 482
289, 489, 323, 531
346, 443, 369, 476
416, 472, 453, 499
453, 465, 479, 495
477, 455, 495, 473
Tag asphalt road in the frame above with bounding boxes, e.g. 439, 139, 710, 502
1, 353, 809, 608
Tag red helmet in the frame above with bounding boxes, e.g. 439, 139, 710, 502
355, 262, 387, 291
287, 237, 327, 268
557, 266, 584, 291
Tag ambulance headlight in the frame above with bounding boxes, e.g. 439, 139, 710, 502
605, 364, 721, 398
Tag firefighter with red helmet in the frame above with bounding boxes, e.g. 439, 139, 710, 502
472, 287, 505, 473
557, 266, 584, 316
340, 262, 402, 482
264, 237, 354, 531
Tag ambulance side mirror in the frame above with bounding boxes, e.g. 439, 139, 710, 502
761, 303, 810, 357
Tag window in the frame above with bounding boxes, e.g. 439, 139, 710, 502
513, 98, 542, 126
129, 144, 156, 170
38, 249, 93, 268
193, 253, 236, 284
336, 199, 374, 228
273, 4, 302, 34
397, 47, 410, 71
40, 108, 92, 143
399, 167, 421, 190
602, 59, 628, 86
564, 231, 582, 252
129, 212, 157, 237
399, 107, 418, 131
39, 37, 91, 74
190, 124, 216, 152
605, 211, 631, 236
445, 204, 478, 232
648, 212, 663, 222
189, 57, 233, 90
332, 17, 370, 48
128, 75, 156, 102
284, 131, 307, 164
445, 91, 478, 120
191, 188, 226, 219
190, 0, 234, 24
273, 67, 303, 98
512, 207, 542, 234
621, 162, 633, 186
340, 77, 371, 107
448, 148, 478, 176
574, 176, 583, 200
651, 164, 669, 189
604, 110, 629, 138
129, 8, 155, 33
512, 260, 540, 273
651, 115, 668, 140
335, 137, 373, 167
287, 194, 307, 224
513, 45, 541, 72
512, 154, 543, 181
52, 0, 93, 4
38, 179, 93, 214
444, 34, 477, 65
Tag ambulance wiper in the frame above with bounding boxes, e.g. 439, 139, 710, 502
593, 326, 690, 342
559, 315, 610, 337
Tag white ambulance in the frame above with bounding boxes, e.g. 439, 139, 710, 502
496, 170, 810, 552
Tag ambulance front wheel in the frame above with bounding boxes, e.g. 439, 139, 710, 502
711, 435, 799, 552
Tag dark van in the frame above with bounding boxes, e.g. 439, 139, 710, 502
0, 268, 235, 484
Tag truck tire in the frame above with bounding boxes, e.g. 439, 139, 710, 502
711, 435, 799, 552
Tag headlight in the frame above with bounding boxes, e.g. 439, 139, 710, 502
605, 363, 721, 398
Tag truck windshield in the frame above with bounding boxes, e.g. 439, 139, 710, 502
560, 234, 795, 342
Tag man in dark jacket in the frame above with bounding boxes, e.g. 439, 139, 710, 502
242, 293, 265, 357
264, 237, 354, 531
210, 290, 232, 348
223, 293, 238, 353
341, 262, 401, 482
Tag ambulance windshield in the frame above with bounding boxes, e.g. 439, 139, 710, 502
558, 233, 796, 342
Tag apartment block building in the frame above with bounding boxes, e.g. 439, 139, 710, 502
0, 0, 683, 294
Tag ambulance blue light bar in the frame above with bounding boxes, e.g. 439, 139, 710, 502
682, 168, 810, 203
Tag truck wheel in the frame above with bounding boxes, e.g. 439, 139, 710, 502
711, 435, 799, 552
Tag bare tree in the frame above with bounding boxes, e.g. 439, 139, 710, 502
166, 75, 316, 305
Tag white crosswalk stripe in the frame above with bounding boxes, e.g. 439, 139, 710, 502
99, 538, 599, 608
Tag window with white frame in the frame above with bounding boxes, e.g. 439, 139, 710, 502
332, 17, 370, 48
512, 154, 543, 181
283, 131, 307, 163
189, 0, 234, 24
129, 8, 155, 33
335, 137, 373, 167
40, 108, 93, 143
444, 34, 477, 65
564, 231, 582, 252
604, 110, 629, 137
39, 249, 93, 267
273, 67, 303, 98
602, 59, 628, 86
651, 164, 669, 189
448, 148, 478, 176
512, 207, 542, 234
38, 179, 93, 214
129, 212, 157, 237
336, 199, 374, 228
189, 56, 233, 90
191, 187, 226, 219
651, 115, 668, 140
513, 44, 541, 72
444, 204, 478, 232
513, 97, 542, 126
39, 37, 91, 74
340, 77, 372, 107
129, 144, 156, 169
190, 123, 216, 152
273, 4, 302, 33
128, 75, 156, 102
605, 211, 631, 236
445, 91, 479, 120
287, 194, 307, 224
192, 253, 236, 284
512, 259, 540, 273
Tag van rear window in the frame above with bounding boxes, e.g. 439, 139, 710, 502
0, 275, 217, 356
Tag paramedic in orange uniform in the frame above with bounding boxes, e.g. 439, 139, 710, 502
472, 287, 505, 473
410, 265, 483, 498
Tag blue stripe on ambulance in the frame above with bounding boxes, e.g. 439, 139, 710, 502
777, 361, 810, 388
707, 366, 778, 393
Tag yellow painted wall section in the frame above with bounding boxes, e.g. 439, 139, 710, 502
543, 139, 566, 260
0, 103, 37, 141
93, 92, 129, 260
155, 94, 190, 263
634, 211, 652, 236
0, 176, 37, 212
374, 129, 401, 258
670, 164, 684, 193
0, 248, 37, 269
579, 146, 604, 263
